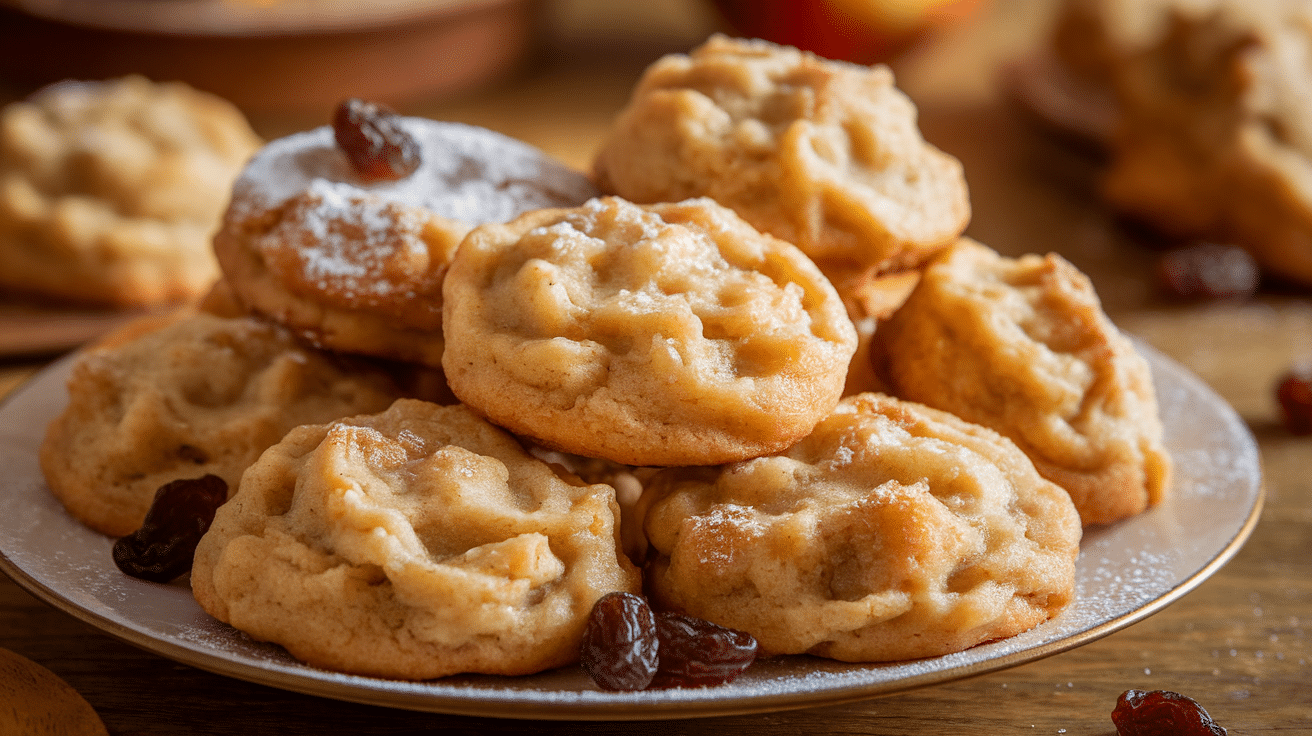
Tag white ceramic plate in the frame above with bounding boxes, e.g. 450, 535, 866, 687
0, 343, 1263, 721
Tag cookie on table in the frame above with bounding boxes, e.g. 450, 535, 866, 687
1033, 0, 1312, 286
441, 195, 858, 467
639, 392, 1082, 662
876, 238, 1172, 526
214, 115, 600, 368
593, 34, 970, 276
40, 311, 403, 537
0, 75, 261, 307
191, 398, 641, 680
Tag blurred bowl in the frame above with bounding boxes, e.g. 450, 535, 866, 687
0, 0, 540, 113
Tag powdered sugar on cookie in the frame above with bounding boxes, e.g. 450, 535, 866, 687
228, 120, 600, 224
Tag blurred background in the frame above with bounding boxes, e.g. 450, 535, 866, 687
0, 0, 1048, 347
0, 0, 998, 146
0, 0, 1304, 363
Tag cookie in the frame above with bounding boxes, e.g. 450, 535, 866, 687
40, 311, 403, 537
593, 34, 971, 275
1108, 1, 1312, 285
640, 392, 1082, 662
0, 75, 261, 307
441, 196, 858, 466
829, 265, 919, 397
190, 398, 640, 680
526, 444, 658, 563
215, 117, 600, 366
876, 238, 1172, 526
215, 183, 466, 368
1038, 0, 1312, 286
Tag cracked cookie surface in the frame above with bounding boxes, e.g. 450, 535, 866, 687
191, 399, 640, 679
593, 35, 970, 276
640, 392, 1082, 661
40, 312, 402, 537
442, 196, 857, 466
877, 238, 1172, 525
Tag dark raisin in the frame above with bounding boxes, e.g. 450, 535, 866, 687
1111, 689, 1228, 736
331, 98, 420, 182
580, 592, 658, 691
650, 611, 758, 688
1277, 367, 1312, 435
112, 474, 228, 583
1156, 243, 1259, 301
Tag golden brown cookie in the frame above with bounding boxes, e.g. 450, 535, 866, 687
876, 238, 1172, 526
40, 312, 403, 537
215, 184, 465, 368
640, 392, 1082, 662
0, 76, 261, 307
526, 444, 658, 563
442, 196, 858, 466
215, 118, 600, 366
828, 265, 919, 397
593, 34, 970, 275
191, 398, 640, 680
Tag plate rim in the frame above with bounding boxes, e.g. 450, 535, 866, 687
4, 0, 522, 37
0, 341, 1265, 721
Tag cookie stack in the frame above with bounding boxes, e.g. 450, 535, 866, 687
40, 35, 1170, 680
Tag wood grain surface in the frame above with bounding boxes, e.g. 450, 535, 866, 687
1, 1, 1309, 733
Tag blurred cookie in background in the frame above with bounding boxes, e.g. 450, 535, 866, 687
0, 75, 261, 308
1008, 0, 1312, 289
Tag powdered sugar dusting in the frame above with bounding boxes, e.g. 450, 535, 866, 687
230, 120, 599, 224
291, 181, 412, 299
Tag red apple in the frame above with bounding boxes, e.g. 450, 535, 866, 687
710, 0, 987, 64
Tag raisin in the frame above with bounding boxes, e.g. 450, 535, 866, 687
650, 611, 758, 688
580, 592, 658, 691
1111, 689, 1228, 736
1277, 367, 1312, 435
1156, 243, 1259, 301
331, 98, 420, 182
112, 474, 228, 583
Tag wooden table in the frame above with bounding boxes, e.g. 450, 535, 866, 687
2, 1, 1309, 732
